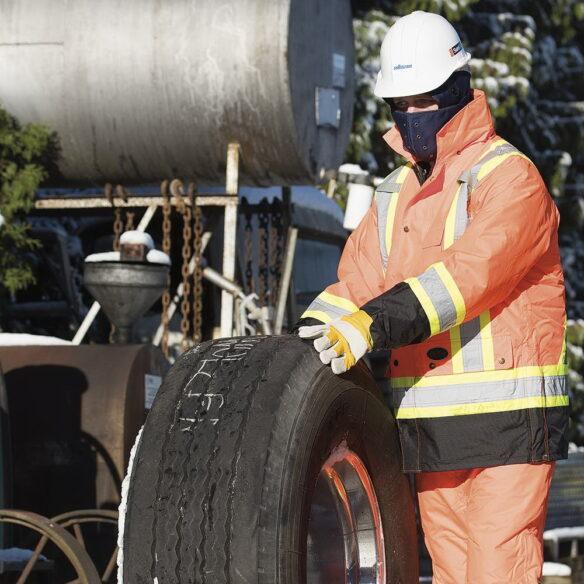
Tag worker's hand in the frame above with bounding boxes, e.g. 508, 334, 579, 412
298, 310, 373, 374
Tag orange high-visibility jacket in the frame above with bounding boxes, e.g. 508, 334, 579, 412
301, 90, 569, 472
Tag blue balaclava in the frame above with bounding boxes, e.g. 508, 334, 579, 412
387, 71, 472, 163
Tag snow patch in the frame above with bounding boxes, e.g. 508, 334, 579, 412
324, 440, 351, 467
85, 251, 121, 263
544, 526, 584, 541
339, 163, 368, 176
120, 230, 154, 250
0, 333, 71, 346
146, 249, 171, 266
543, 562, 571, 577
117, 426, 144, 584
85, 250, 171, 266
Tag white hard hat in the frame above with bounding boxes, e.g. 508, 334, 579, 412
374, 11, 471, 98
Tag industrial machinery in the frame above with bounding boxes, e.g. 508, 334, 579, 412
0, 0, 354, 186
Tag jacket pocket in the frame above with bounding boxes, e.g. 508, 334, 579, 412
421, 225, 444, 248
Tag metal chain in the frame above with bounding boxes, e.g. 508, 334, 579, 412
243, 205, 254, 294
258, 200, 269, 307
160, 180, 172, 358
275, 203, 285, 305
125, 211, 135, 231
105, 183, 122, 252
268, 215, 277, 308
112, 185, 127, 251
268, 201, 284, 308
104, 183, 119, 342
191, 183, 204, 344
171, 179, 192, 352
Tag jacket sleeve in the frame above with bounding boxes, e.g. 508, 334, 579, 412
298, 201, 386, 324
362, 157, 559, 349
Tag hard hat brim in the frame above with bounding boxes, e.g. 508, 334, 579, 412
374, 52, 472, 98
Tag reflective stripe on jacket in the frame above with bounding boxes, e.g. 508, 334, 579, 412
301, 89, 569, 472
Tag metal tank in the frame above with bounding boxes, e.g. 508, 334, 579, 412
0, 344, 169, 514
0, 0, 354, 185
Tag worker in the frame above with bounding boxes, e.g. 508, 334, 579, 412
296, 11, 569, 583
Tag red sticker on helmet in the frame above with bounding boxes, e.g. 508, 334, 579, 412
449, 42, 463, 56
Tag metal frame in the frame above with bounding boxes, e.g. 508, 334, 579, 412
220, 142, 240, 337
61, 143, 240, 344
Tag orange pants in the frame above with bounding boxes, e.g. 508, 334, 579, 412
416, 462, 556, 584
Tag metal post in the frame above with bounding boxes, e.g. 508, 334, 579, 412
274, 227, 298, 334
220, 142, 240, 337
72, 204, 158, 344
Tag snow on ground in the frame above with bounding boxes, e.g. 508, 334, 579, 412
0, 333, 71, 346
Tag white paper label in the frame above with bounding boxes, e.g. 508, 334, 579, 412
333, 53, 346, 88
144, 374, 162, 410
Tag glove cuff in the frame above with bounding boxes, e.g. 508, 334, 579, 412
340, 310, 374, 351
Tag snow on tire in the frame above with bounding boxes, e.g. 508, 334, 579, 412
119, 335, 419, 583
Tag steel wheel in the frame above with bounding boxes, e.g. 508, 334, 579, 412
0, 509, 101, 584
307, 446, 386, 584
52, 510, 118, 583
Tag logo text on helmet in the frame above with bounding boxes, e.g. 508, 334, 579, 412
449, 42, 462, 56
393, 64, 413, 70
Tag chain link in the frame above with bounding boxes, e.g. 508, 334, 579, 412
113, 185, 128, 251
258, 200, 269, 307
171, 179, 192, 352
243, 204, 254, 294
275, 203, 285, 306
268, 201, 284, 308
125, 211, 135, 231
160, 180, 172, 358
104, 182, 120, 342
105, 183, 123, 253
191, 183, 204, 344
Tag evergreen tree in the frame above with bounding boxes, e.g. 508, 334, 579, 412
0, 105, 56, 295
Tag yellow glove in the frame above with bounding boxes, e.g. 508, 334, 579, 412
298, 310, 373, 374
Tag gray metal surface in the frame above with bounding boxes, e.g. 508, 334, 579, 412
307, 446, 385, 583
0, 0, 354, 185
84, 261, 168, 343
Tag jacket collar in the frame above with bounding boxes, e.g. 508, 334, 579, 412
382, 89, 496, 166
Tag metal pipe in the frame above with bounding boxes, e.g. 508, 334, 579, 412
203, 266, 243, 298
274, 227, 298, 334
220, 143, 239, 337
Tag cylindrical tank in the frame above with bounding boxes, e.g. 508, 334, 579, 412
0, 344, 169, 514
0, 0, 354, 186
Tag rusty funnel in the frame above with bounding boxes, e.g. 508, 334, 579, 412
84, 261, 168, 343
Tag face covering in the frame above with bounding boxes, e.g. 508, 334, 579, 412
387, 71, 472, 163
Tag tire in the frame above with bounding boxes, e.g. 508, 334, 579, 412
120, 335, 418, 583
